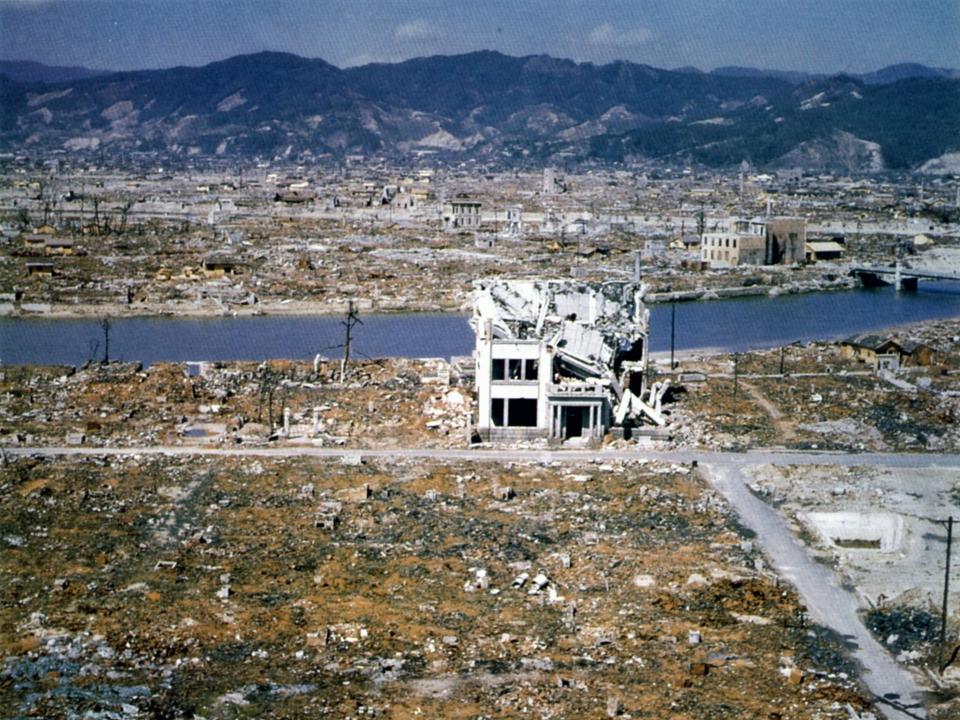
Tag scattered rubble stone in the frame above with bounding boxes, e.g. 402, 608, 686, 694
0, 454, 876, 717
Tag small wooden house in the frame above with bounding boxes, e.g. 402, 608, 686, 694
840, 333, 935, 370
44, 237, 75, 256
201, 255, 242, 278
898, 339, 936, 367
22, 234, 50, 252
839, 334, 903, 370
26, 260, 55, 277
805, 240, 844, 262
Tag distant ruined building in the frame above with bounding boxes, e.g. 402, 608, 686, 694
443, 196, 483, 231
701, 216, 806, 268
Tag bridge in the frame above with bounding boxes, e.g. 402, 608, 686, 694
850, 262, 960, 291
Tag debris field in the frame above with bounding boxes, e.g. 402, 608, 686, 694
668, 319, 960, 453
0, 454, 875, 718
0, 358, 471, 450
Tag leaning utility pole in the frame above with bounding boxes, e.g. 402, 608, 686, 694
940, 516, 954, 673
340, 300, 362, 383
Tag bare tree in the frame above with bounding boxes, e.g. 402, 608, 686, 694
340, 300, 362, 383
92, 197, 102, 235
118, 200, 134, 235
257, 363, 281, 434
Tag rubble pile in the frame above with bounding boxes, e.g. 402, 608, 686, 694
2, 221, 867, 318
865, 606, 945, 661
8, 164, 954, 319
0, 455, 876, 718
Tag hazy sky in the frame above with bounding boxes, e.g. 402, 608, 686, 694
1, 0, 958, 73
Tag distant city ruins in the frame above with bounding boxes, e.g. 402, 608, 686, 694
471, 279, 670, 443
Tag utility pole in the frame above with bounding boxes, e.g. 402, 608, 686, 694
99, 317, 111, 365
340, 300, 362, 383
779, 345, 786, 376
733, 353, 739, 399
670, 296, 676, 370
940, 516, 953, 673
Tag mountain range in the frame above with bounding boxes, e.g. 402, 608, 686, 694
1, 51, 958, 172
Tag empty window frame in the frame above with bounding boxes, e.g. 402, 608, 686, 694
491, 398, 505, 426
507, 398, 537, 426
494, 357, 538, 381
524, 359, 538, 380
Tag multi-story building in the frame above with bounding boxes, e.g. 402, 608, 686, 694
701, 217, 806, 267
443, 196, 482, 230
472, 279, 664, 444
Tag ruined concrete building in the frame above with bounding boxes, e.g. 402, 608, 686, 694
472, 279, 669, 443
543, 167, 567, 194
443, 195, 482, 230
701, 216, 806, 267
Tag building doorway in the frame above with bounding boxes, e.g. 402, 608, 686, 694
561, 406, 589, 439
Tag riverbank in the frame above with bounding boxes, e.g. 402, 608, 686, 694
645, 273, 856, 303
3, 317, 958, 455
0, 296, 455, 319
1, 269, 860, 319
667, 316, 960, 453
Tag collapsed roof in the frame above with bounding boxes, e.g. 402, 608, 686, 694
471, 279, 649, 378
472, 279, 670, 427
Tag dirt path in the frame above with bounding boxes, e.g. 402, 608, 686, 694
741, 380, 798, 442
4, 445, 960, 468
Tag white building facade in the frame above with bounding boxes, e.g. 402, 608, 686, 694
472, 280, 657, 443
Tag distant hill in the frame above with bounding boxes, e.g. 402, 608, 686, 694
591, 76, 960, 171
1, 51, 957, 171
857, 62, 960, 85
711, 62, 960, 86
0, 50, 793, 159
0, 60, 108, 84
342, 51, 791, 128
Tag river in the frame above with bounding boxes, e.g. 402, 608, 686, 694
2, 284, 959, 366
